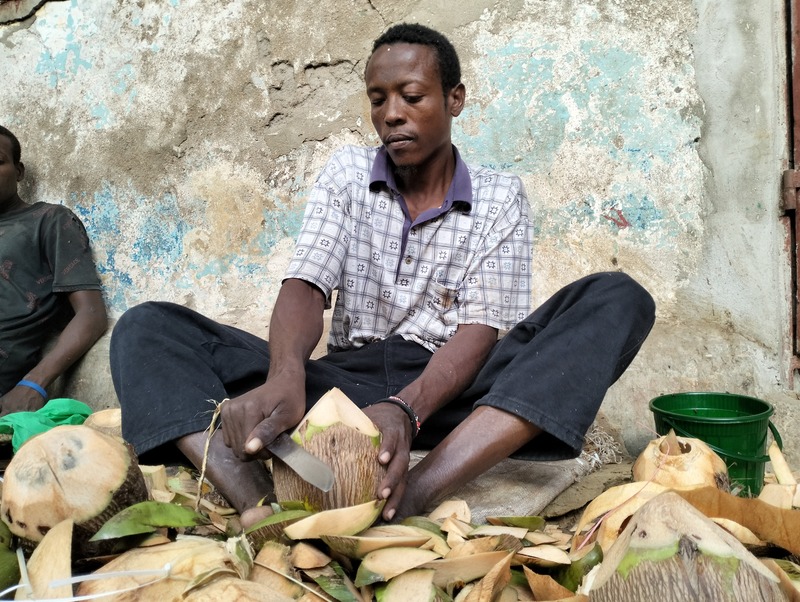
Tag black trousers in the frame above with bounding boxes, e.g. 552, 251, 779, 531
110, 272, 655, 462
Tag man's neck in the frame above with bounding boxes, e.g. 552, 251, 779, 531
393, 149, 455, 221
0, 195, 27, 217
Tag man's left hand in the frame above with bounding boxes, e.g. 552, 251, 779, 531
363, 402, 414, 522
0, 386, 47, 417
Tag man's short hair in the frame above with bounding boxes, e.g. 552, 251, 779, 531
370, 23, 462, 94
0, 126, 21, 165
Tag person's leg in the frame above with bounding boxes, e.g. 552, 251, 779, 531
111, 301, 281, 511
112, 304, 432, 513
398, 272, 656, 518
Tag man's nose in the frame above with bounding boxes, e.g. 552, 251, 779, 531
384, 95, 405, 124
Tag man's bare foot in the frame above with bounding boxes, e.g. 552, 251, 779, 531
240, 505, 277, 531
176, 431, 274, 513
391, 471, 436, 521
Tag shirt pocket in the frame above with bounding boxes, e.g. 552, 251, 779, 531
428, 281, 460, 327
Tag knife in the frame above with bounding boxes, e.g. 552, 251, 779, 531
266, 432, 335, 492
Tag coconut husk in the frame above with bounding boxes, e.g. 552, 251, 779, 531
589, 491, 785, 601
14, 519, 73, 600
75, 536, 248, 601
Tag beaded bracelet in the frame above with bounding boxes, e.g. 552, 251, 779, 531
17, 380, 48, 400
368, 395, 421, 438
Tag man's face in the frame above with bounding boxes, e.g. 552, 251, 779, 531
0, 136, 22, 210
365, 43, 464, 170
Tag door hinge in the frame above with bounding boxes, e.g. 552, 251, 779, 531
783, 169, 800, 212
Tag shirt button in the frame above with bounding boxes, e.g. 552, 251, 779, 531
405, 256, 412, 264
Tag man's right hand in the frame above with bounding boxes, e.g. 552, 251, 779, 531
220, 376, 306, 460
220, 278, 326, 461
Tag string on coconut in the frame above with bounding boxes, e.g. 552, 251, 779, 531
196, 399, 226, 513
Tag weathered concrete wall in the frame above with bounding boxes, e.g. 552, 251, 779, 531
2, 0, 794, 460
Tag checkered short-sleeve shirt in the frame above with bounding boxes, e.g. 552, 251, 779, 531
285, 145, 532, 353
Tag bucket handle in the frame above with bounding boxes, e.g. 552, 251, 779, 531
660, 418, 783, 463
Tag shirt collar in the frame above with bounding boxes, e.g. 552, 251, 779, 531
369, 145, 473, 209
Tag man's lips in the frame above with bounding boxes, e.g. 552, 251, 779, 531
385, 134, 414, 147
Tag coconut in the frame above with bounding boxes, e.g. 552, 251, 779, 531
82, 407, 124, 439
589, 491, 784, 601
0, 424, 148, 555
632, 429, 728, 490
272, 388, 386, 511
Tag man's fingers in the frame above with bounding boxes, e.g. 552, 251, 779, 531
245, 436, 264, 454
382, 462, 408, 521
244, 419, 287, 459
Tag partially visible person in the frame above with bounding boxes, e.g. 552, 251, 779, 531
0, 125, 108, 415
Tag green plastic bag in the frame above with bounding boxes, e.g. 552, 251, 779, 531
0, 398, 93, 452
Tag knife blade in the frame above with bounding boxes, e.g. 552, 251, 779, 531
266, 432, 335, 492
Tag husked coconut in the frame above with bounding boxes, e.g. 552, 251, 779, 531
272, 388, 386, 511
632, 430, 728, 490
1, 424, 148, 554
82, 408, 123, 439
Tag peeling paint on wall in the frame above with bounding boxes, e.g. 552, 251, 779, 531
1, 0, 793, 437
453, 4, 704, 308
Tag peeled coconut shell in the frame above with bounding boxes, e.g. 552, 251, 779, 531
0, 424, 148, 554
273, 388, 386, 511
75, 536, 250, 600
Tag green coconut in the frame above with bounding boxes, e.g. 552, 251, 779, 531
272, 388, 386, 511
589, 491, 785, 601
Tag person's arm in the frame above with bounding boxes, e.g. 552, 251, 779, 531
220, 278, 327, 459
0, 289, 108, 415
364, 322, 498, 519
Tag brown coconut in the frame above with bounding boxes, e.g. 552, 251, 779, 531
272, 388, 386, 511
0, 424, 148, 555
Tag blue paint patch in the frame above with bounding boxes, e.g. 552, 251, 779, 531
90, 102, 112, 129
35, 2, 93, 88
454, 34, 699, 173
130, 193, 187, 265
112, 64, 135, 94
72, 188, 134, 310
538, 190, 672, 248
36, 42, 93, 88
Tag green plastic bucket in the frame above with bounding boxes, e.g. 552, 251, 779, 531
649, 392, 782, 496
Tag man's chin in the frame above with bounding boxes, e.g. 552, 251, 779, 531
394, 164, 419, 180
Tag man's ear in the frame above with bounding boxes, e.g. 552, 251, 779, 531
448, 83, 466, 117
16, 161, 24, 182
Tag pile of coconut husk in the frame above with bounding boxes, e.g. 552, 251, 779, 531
0, 393, 798, 600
